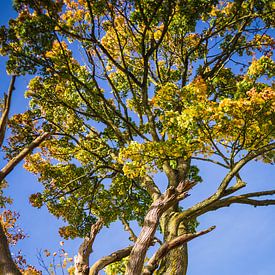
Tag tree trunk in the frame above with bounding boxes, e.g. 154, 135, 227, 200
126, 183, 189, 275
157, 159, 190, 274
157, 240, 188, 275
74, 252, 90, 275
0, 223, 21, 275
158, 213, 188, 275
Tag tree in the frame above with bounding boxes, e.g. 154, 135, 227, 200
0, 0, 274, 274
0, 75, 48, 274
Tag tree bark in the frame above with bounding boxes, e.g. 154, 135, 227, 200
126, 182, 189, 275
0, 132, 50, 183
74, 219, 103, 275
157, 243, 188, 275
143, 226, 215, 275
0, 76, 16, 148
89, 246, 133, 275
158, 214, 189, 275
157, 159, 192, 275
0, 222, 21, 275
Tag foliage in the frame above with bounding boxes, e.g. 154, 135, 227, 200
0, 0, 274, 273
105, 256, 128, 275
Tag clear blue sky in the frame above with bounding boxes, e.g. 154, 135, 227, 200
0, 1, 275, 274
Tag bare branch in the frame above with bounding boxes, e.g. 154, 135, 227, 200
143, 226, 216, 275
216, 143, 275, 196
219, 189, 275, 207
89, 245, 133, 275
185, 189, 275, 220
191, 156, 229, 169
174, 142, 275, 225
222, 179, 247, 197
0, 76, 16, 148
75, 219, 103, 275
121, 217, 137, 242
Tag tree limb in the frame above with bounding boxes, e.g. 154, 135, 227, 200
0, 132, 50, 183
143, 226, 216, 275
89, 245, 133, 275
121, 217, 137, 242
75, 219, 103, 275
174, 142, 275, 225
0, 76, 16, 148
126, 181, 190, 275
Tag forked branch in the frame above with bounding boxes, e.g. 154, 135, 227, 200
126, 181, 190, 275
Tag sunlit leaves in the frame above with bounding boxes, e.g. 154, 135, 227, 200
1, 0, 274, 242
247, 56, 275, 79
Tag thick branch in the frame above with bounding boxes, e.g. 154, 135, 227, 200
75, 219, 103, 275
89, 246, 133, 275
126, 181, 190, 275
185, 189, 275, 220
0, 132, 50, 183
0, 76, 16, 148
143, 226, 216, 275
0, 222, 21, 275
213, 190, 275, 209
216, 143, 275, 196
174, 142, 275, 225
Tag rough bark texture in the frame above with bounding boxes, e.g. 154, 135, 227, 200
157, 159, 192, 275
126, 182, 189, 275
74, 219, 103, 275
158, 214, 189, 275
0, 75, 21, 275
143, 226, 215, 275
0, 223, 21, 275
157, 242, 188, 275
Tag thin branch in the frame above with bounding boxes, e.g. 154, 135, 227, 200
207, 190, 275, 211
121, 217, 137, 242
0, 75, 16, 148
191, 156, 229, 169
174, 142, 275, 225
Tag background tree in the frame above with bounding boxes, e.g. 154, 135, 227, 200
0, 75, 48, 274
0, 0, 274, 274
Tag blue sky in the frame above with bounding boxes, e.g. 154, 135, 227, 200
0, 1, 275, 274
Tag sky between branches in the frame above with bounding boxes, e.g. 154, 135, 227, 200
0, 1, 275, 274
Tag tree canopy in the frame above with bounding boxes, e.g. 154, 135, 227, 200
0, 0, 274, 274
